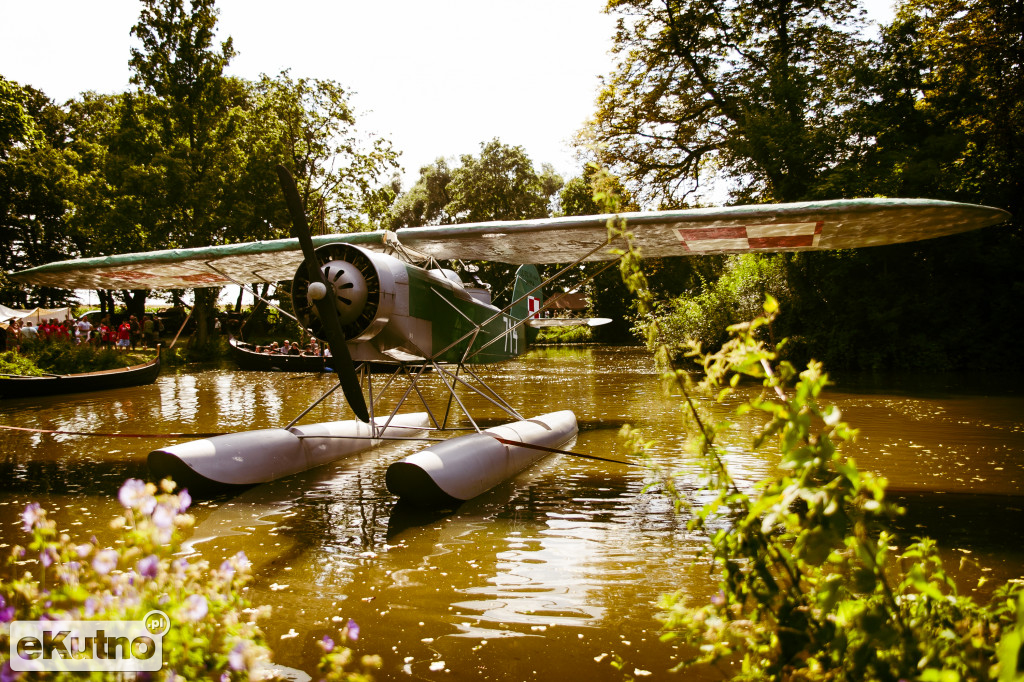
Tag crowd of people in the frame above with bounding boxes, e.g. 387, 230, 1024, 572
252, 339, 327, 356
2, 313, 164, 353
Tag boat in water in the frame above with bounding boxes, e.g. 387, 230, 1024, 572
0, 349, 161, 399
229, 336, 328, 372
228, 336, 425, 374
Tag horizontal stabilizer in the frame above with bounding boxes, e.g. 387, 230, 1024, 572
527, 318, 612, 328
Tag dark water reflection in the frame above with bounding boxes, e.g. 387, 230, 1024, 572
1, 347, 1022, 680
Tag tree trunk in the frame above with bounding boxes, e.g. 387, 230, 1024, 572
119, 290, 148, 321
191, 287, 220, 346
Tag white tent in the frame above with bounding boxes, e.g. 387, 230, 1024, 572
0, 304, 73, 325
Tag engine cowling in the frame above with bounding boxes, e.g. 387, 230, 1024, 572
292, 243, 395, 342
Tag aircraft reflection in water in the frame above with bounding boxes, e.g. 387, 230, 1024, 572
10, 170, 1011, 507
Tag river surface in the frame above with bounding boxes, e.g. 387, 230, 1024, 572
1, 346, 1022, 680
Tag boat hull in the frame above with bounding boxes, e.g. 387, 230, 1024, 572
385, 410, 578, 507
0, 352, 161, 399
148, 412, 430, 491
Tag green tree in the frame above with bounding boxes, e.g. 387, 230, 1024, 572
387, 158, 455, 229
127, 0, 244, 339
241, 71, 399, 238
0, 79, 79, 307
446, 138, 562, 222
585, 0, 872, 205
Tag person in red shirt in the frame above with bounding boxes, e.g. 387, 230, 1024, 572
117, 320, 131, 350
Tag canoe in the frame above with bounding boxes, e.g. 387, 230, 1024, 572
229, 336, 327, 372
0, 349, 161, 399
228, 336, 426, 374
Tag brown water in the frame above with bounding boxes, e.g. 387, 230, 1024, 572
1, 346, 1022, 680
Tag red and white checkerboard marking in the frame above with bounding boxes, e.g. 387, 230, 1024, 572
527, 296, 541, 319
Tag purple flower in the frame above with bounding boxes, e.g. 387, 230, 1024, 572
320, 635, 335, 653
137, 555, 159, 579
228, 641, 247, 671
39, 547, 56, 568
152, 503, 175, 530
180, 594, 208, 622
344, 619, 359, 641
1, 659, 23, 682
21, 502, 43, 532
0, 595, 15, 623
92, 549, 118, 575
177, 489, 192, 513
118, 479, 155, 513
232, 551, 251, 573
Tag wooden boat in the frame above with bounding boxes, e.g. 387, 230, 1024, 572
228, 337, 424, 374
229, 336, 328, 372
0, 349, 161, 399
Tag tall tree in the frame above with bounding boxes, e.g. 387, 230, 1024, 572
128, 0, 244, 340
0, 79, 79, 307
387, 158, 455, 229
584, 0, 871, 206
446, 139, 562, 221
236, 71, 399, 240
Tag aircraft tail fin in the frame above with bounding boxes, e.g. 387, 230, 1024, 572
510, 265, 543, 322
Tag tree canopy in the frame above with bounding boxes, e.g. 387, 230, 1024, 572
0, 0, 399, 316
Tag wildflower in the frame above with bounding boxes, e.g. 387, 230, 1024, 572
118, 479, 156, 513
21, 502, 43, 532
152, 503, 175, 530
228, 640, 247, 671
177, 489, 192, 513
181, 594, 208, 622
39, 547, 56, 568
344, 619, 360, 641
137, 555, 159, 579
0, 595, 15, 623
92, 549, 119, 575
320, 635, 335, 653
1, 659, 22, 682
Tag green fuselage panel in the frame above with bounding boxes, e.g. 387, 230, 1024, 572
406, 268, 520, 364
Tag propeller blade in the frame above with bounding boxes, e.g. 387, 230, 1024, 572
276, 165, 370, 423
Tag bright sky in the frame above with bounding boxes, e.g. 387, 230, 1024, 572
0, 0, 898, 188
1, 0, 619, 185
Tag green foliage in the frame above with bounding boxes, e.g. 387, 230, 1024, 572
612, 208, 1024, 679
446, 138, 563, 223
13, 342, 149, 375
534, 324, 594, 345
0, 350, 44, 377
634, 253, 791, 359
0, 479, 378, 680
587, 0, 872, 205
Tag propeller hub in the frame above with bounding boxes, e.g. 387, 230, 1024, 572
312, 259, 368, 325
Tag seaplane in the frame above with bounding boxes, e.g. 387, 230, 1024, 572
8, 167, 1010, 507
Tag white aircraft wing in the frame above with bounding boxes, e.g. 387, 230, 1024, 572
9, 198, 1009, 290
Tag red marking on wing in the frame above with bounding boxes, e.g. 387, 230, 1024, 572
105, 270, 156, 282
748, 235, 815, 249
675, 227, 748, 241
180, 273, 226, 284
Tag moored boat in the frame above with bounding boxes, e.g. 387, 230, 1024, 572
228, 336, 425, 374
0, 349, 161, 399
229, 336, 327, 372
